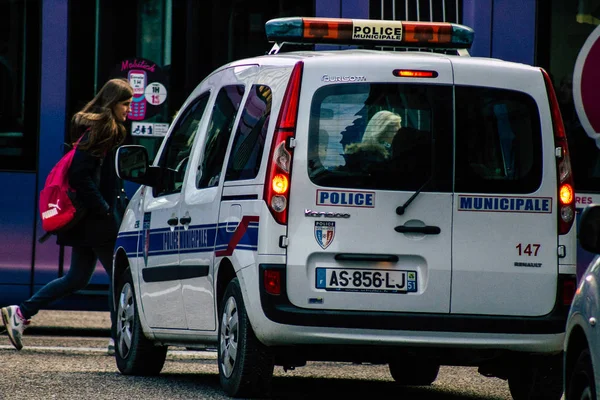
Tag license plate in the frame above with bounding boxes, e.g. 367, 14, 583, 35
315, 268, 417, 293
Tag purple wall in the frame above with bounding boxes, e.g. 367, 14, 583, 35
462, 0, 492, 57
316, 0, 368, 18
316, 0, 339, 17
0, 174, 36, 286
491, 0, 536, 65
34, 0, 69, 285
463, 0, 536, 65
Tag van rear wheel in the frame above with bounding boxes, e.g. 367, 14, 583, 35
507, 354, 563, 400
218, 278, 274, 398
388, 359, 440, 385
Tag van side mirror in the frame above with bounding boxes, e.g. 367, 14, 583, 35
578, 204, 600, 253
115, 145, 160, 187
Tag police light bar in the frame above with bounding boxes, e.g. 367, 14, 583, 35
265, 17, 474, 49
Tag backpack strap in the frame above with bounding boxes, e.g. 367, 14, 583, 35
72, 128, 90, 149
73, 136, 83, 149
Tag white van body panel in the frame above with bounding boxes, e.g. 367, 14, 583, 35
285, 53, 454, 314
178, 65, 259, 331
137, 190, 188, 329
133, 70, 223, 331
451, 58, 561, 316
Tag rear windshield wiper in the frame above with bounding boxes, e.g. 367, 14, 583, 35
396, 176, 433, 216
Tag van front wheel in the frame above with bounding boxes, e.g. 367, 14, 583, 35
114, 268, 167, 375
218, 278, 274, 398
507, 354, 563, 400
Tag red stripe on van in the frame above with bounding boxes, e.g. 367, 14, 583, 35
215, 215, 260, 257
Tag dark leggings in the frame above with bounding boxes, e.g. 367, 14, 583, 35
20, 244, 115, 338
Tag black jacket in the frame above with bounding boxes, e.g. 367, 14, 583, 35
56, 141, 127, 248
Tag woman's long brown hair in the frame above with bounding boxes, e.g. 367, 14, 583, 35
71, 78, 133, 156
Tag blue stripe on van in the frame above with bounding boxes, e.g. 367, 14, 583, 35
115, 217, 259, 259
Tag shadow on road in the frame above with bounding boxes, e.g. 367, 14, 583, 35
141, 371, 508, 400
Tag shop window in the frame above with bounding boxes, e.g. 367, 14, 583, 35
541, 0, 600, 192
369, 0, 461, 23
0, 0, 40, 171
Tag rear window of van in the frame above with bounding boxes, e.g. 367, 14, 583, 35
308, 83, 453, 191
454, 86, 542, 194
308, 83, 542, 194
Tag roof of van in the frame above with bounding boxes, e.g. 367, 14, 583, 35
219, 49, 538, 73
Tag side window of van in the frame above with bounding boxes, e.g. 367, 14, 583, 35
154, 93, 210, 197
225, 85, 272, 181
197, 85, 245, 189
454, 86, 542, 194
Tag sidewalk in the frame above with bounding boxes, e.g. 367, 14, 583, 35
9, 310, 218, 358
27, 310, 111, 337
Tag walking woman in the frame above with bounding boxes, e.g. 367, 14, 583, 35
2, 78, 133, 350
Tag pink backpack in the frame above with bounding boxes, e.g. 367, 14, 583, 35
39, 138, 84, 233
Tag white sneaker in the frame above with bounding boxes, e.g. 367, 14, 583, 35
1, 306, 30, 351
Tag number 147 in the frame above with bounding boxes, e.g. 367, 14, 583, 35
516, 243, 540, 256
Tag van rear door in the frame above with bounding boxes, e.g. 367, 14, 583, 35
451, 59, 558, 316
286, 53, 454, 313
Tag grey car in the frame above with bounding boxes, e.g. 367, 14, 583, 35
565, 205, 600, 399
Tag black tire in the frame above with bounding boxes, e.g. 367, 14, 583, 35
567, 348, 596, 400
114, 268, 167, 376
389, 359, 440, 386
507, 354, 563, 400
218, 278, 274, 398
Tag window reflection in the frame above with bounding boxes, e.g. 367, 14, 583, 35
197, 85, 245, 189
226, 85, 272, 181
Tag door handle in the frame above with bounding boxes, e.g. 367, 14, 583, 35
394, 225, 441, 234
335, 253, 399, 262
179, 216, 192, 225
167, 217, 179, 226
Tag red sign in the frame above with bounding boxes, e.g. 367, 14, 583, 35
574, 25, 600, 141
111, 57, 167, 121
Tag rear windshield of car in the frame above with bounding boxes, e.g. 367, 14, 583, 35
308, 83, 453, 192
454, 86, 542, 194
308, 83, 542, 194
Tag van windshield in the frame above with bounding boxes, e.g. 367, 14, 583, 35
308, 83, 453, 191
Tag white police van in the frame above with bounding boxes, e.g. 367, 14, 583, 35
112, 17, 577, 399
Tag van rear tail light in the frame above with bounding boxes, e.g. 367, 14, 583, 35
541, 68, 575, 235
562, 277, 576, 306
264, 61, 303, 225
264, 269, 281, 295
272, 173, 289, 194
559, 183, 575, 222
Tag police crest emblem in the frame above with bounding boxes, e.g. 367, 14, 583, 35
314, 221, 335, 249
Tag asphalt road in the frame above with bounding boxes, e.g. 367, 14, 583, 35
0, 311, 517, 400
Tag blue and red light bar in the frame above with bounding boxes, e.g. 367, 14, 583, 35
265, 17, 474, 49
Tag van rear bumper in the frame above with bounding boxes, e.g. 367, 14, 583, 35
258, 264, 571, 335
